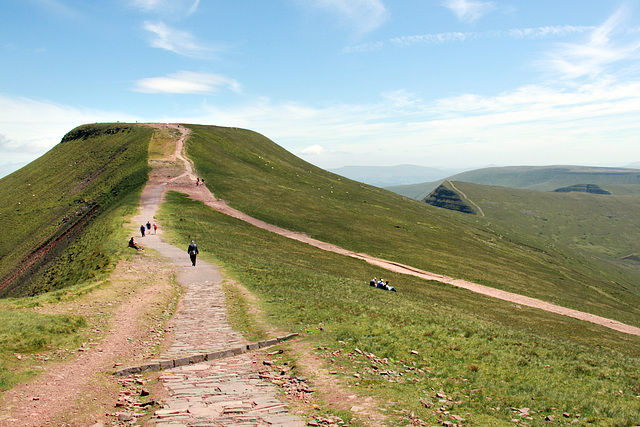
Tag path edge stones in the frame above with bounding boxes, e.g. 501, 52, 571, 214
115, 333, 298, 376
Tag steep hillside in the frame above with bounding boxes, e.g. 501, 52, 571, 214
390, 165, 640, 199
0, 124, 152, 297
184, 125, 640, 327
156, 125, 640, 425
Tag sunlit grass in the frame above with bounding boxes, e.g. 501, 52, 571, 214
158, 191, 640, 426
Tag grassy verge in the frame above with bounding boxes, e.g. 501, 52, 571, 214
157, 190, 640, 426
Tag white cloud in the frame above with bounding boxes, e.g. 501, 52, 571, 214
133, 71, 241, 94
308, 0, 389, 36
346, 25, 591, 52
443, 0, 496, 23
174, 77, 640, 169
143, 21, 218, 59
0, 95, 139, 177
540, 6, 640, 79
390, 31, 470, 47
301, 145, 328, 155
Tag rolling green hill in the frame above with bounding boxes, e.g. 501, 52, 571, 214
183, 125, 640, 328
155, 124, 640, 425
389, 165, 640, 199
430, 180, 640, 272
0, 123, 152, 297
3, 123, 640, 424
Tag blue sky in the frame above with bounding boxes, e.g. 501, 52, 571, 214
2, 0, 640, 177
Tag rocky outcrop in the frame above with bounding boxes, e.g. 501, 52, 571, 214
553, 184, 611, 194
422, 184, 476, 214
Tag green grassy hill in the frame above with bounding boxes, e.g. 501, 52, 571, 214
390, 165, 640, 199
437, 180, 640, 272
183, 125, 640, 328
3, 123, 640, 424
0, 123, 152, 297
154, 124, 640, 425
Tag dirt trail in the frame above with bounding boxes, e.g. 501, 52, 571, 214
166, 125, 640, 337
448, 180, 485, 217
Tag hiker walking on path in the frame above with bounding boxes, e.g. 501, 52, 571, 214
153, 222, 158, 234
140, 224, 145, 237
187, 240, 199, 266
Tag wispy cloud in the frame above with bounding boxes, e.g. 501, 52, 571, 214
133, 71, 241, 94
345, 25, 591, 52
442, 0, 496, 23
3, 75, 640, 176
540, 6, 640, 79
143, 21, 218, 59
168, 77, 640, 168
308, 0, 389, 36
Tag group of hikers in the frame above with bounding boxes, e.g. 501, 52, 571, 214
138, 221, 157, 237
129, 221, 158, 251
370, 277, 397, 292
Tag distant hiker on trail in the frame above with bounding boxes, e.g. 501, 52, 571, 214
153, 222, 158, 234
128, 237, 143, 251
370, 277, 377, 287
187, 240, 199, 266
146, 221, 151, 232
196, 178, 200, 187
140, 225, 145, 237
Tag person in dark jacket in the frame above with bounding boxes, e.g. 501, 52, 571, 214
187, 240, 199, 266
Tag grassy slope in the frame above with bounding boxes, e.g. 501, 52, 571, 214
0, 123, 152, 392
184, 125, 640, 327
158, 190, 640, 426
0, 123, 152, 297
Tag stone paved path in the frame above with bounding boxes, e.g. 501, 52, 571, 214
134, 125, 305, 426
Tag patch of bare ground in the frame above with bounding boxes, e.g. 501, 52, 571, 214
0, 251, 180, 427
226, 280, 390, 426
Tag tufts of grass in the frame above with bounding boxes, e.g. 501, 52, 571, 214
0, 309, 86, 391
158, 191, 640, 426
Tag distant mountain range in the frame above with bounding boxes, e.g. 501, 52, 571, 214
327, 164, 468, 187
387, 165, 640, 200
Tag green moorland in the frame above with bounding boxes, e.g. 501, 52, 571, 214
438, 180, 640, 265
158, 190, 640, 426
388, 165, 640, 200
184, 125, 640, 328
0, 123, 153, 391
